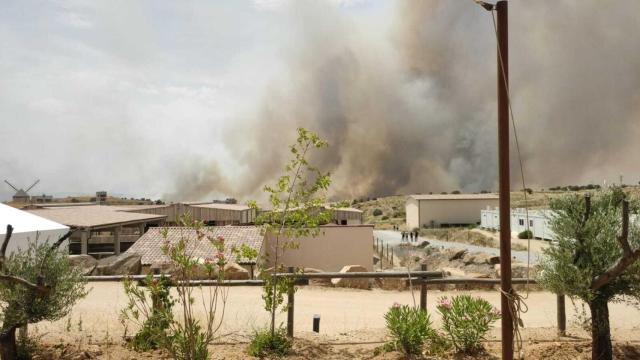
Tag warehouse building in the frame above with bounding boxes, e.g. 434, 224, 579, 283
124, 202, 256, 225
481, 207, 556, 241
28, 205, 166, 256
406, 194, 499, 229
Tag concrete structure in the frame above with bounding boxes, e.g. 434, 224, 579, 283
406, 194, 499, 229
481, 207, 556, 240
1, 203, 70, 255
124, 202, 256, 225
264, 225, 374, 272
27, 205, 166, 257
31, 194, 53, 203
331, 207, 363, 225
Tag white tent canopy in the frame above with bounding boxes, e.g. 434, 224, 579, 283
0, 203, 70, 255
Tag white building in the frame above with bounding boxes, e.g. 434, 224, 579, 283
406, 194, 499, 230
480, 207, 556, 240
1, 203, 70, 255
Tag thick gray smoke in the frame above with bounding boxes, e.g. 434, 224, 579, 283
2, 1, 637, 203
207, 0, 640, 201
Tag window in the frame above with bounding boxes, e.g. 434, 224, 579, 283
518, 219, 524, 226
530, 220, 534, 227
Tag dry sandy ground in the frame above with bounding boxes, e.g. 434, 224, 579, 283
32, 283, 640, 342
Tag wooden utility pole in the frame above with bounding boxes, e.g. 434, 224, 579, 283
496, 1, 513, 359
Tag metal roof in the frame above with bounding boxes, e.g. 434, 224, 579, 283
408, 193, 499, 201
188, 203, 252, 211
27, 207, 166, 229
126, 226, 264, 265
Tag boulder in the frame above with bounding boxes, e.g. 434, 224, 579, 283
417, 241, 430, 249
94, 253, 142, 276
331, 265, 369, 290
149, 262, 178, 276
448, 248, 468, 261
304, 267, 331, 286
377, 277, 408, 291
442, 267, 466, 278
495, 263, 540, 281
488, 256, 501, 265
68, 255, 98, 276
463, 252, 494, 265
373, 254, 381, 265
223, 263, 250, 280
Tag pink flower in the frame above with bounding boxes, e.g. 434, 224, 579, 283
392, 302, 401, 309
438, 297, 452, 310
492, 307, 501, 317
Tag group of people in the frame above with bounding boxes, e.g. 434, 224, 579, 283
400, 229, 419, 242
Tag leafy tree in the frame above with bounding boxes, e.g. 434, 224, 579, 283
249, 128, 332, 338
537, 188, 640, 360
0, 226, 87, 360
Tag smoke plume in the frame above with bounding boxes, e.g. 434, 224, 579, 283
199, 0, 639, 202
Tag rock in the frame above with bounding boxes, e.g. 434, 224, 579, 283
223, 263, 250, 280
331, 265, 369, 289
376, 277, 408, 291
94, 253, 142, 276
494, 262, 539, 279
448, 248, 468, 261
442, 267, 466, 278
149, 262, 177, 276
373, 254, 381, 265
488, 256, 501, 265
417, 241, 430, 248
67, 255, 98, 276
304, 267, 331, 286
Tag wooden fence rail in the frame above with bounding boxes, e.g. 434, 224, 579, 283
83, 272, 565, 339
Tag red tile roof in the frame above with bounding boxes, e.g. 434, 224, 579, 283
126, 226, 264, 265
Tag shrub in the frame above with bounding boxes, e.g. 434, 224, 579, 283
518, 230, 533, 239
121, 275, 174, 352
247, 327, 292, 358
0, 236, 87, 358
384, 303, 434, 355
437, 295, 500, 353
381, 215, 389, 220
373, 208, 383, 216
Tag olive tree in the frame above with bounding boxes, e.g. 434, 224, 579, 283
0, 225, 87, 360
537, 188, 640, 360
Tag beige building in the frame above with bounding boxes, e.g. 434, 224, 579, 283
264, 224, 374, 272
406, 194, 499, 229
124, 202, 256, 225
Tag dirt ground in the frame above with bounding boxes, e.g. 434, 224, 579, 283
29, 283, 640, 359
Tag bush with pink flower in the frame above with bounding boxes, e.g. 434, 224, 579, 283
436, 295, 501, 353
382, 303, 435, 355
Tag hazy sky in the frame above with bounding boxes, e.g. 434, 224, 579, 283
1, 0, 385, 201
1, 0, 639, 202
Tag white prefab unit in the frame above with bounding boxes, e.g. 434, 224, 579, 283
481, 207, 556, 241
0, 203, 70, 255
407, 194, 500, 230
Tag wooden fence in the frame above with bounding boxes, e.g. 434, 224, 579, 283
84, 270, 566, 338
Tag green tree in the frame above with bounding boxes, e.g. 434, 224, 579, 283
537, 188, 640, 360
249, 128, 332, 338
0, 226, 87, 360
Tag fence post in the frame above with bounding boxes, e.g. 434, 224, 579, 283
557, 294, 566, 336
287, 267, 295, 338
420, 264, 427, 311
386, 244, 389, 261
391, 248, 394, 267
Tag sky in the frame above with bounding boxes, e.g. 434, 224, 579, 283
1, 0, 639, 203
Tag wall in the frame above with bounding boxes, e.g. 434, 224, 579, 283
406, 197, 420, 229
416, 198, 499, 228
264, 225, 374, 272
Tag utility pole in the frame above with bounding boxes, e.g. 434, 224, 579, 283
496, 1, 513, 360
